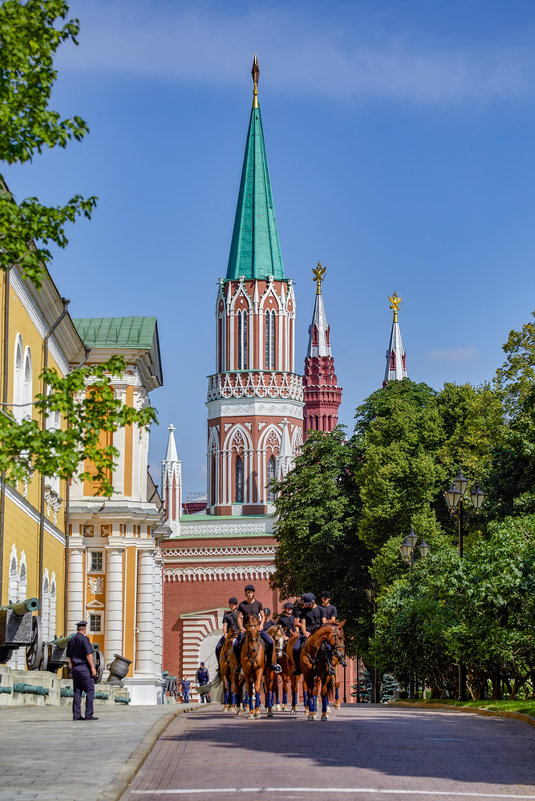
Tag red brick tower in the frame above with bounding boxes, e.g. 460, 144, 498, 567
303, 264, 342, 439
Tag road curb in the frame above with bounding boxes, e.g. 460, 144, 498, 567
393, 700, 535, 728
96, 703, 215, 801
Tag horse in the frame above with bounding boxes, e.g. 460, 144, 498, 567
280, 634, 303, 714
265, 624, 285, 711
240, 615, 274, 719
327, 623, 347, 710
218, 627, 241, 712
300, 621, 346, 721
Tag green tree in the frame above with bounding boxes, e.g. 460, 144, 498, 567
271, 428, 370, 649
0, 0, 96, 286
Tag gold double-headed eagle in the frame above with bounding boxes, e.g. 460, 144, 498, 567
389, 291, 402, 321
312, 261, 326, 294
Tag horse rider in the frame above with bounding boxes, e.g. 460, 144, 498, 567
292, 592, 326, 675
215, 597, 239, 665
262, 607, 276, 631
320, 591, 338, 674
233, 584, 282, 673
278, 601, 298, 639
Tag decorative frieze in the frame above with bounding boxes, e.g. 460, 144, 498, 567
164, 545, 276, 557
164, 564, 276, 582
207, 371, 303, 403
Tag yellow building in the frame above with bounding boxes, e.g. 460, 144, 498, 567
0, 264, 86, 667
67, 318, 168, 704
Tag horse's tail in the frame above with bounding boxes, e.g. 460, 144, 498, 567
212, 672, 222, 688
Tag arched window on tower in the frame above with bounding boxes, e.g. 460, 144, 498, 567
390, 350, 396, 370
237, 310, 248, 370
265, 309, 276, 370
235, 456, 244, 503
267, 456, 276, 502
22, 347, 32, 420
13, 335, 23, 423
312, 325, 318, 347
402, 353, 406, 370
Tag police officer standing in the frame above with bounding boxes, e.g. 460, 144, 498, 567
66, 621, 98, 721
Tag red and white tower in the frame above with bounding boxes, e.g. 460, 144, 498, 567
206, 56, 303, 515
383, 291, 408, 387
303, 264, 342, 439
162, 424, 182, 536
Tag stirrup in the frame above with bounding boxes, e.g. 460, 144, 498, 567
328, 666, 336, 676
272, 664, 282, 674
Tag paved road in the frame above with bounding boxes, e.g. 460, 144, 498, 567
125, 704, 535, 801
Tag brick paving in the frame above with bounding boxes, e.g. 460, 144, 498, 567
0, 703, 205, 801
125, 704, 535, 801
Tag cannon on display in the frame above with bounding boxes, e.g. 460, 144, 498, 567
47, 636, 104, 682
0, 598, 43, 666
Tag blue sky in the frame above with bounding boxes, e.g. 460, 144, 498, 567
7, 0, 535, 496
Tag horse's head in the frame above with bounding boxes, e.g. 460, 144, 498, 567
268, 624, 286, 659
333, 620, 346, 663
245, 615, 261, 640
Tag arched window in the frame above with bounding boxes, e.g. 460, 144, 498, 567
265, 310, 276, 370
390, 350, 396, 370
22, 346, 32, 419
402, 353, 406, 371
235, 456, 244, 503
312, 325, 318, 347
50, 577, 57, 641
8, 553, 18, 604
267, 456, 276, 502
237, 310, 248, 370
13, 335, 23, 422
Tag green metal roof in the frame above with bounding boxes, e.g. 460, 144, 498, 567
226, 104, 285, 281
72, 317, 157, 350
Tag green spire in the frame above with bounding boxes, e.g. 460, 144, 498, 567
225, 56, 285, 281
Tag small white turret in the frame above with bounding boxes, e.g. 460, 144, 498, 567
161, 424, 182, 536
383, 292, 408, 386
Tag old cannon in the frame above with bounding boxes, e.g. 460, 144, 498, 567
47, 636, 104, 682
0, 598, 44, 667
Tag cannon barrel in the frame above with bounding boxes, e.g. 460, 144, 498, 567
50, 633, 74, 649
1, 598, 39, 616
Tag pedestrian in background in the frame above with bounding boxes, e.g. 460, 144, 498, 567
181, 676, 191, 704
66, 621, 98, 721
196, 662, 211, 703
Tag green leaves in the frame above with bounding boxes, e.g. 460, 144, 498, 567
0, 357, 158, 497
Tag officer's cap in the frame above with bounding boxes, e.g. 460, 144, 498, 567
321, 591, 331, 598
244, 583, 255, 591
283, 602, 294, 610
302, 592, 315, 604
76, 621, 88, 628
263, 607, 271, 615
229, 597, 238, 604
200, 662, 205, 666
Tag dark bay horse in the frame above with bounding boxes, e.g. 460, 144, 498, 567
240, 615, 274, 719
219, 628, 240, 712
280, 634, 301, 714
300, 621, 346, 721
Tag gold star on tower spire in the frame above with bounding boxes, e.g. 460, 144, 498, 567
312, 261, 326, 295
252, 54, 259, 109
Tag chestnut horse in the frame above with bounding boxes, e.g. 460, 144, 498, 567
265, 624, 285, 711
240, 616, 274, 719
300, 621, 346, 721
280, 634, 301, 714
219, 628, 241, 712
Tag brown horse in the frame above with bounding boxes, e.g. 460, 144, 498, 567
240, 616, 274, 719
300, 621, 346, 721
280, 634, 301, 714
265, 624, 285, 711
219, 628, 241, 712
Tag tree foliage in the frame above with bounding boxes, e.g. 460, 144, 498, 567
0, 357, 157, 496
0, 0, 96, 285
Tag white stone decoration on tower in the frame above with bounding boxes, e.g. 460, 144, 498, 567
162, 424, 182, 535
276, 418, 294, 479
383, 291, 408, 386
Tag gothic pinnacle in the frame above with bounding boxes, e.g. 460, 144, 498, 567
252, 54, 259, 109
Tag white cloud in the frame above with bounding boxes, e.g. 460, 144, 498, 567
59, 2, 535, 104
428, 346, 479, 363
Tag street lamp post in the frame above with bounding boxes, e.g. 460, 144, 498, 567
366, 582, 378, 704
444, 470, 485, 701
399, 528, 430, 698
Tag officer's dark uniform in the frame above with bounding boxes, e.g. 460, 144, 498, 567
66, 624, 96, 720
321, 602, 337, 621
263, 617, 276, 631
278, 612, 296, 637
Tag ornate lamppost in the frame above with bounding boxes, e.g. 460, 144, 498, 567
365, 582, 379, 704
444, 470, 485, 700
399, 528, 430, 698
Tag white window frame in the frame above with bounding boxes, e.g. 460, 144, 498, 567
88, 550, 104, 573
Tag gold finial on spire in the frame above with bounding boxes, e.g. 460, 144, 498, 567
312, 261, 327, 295
251, 53, 260, 109
388, 291, 402, 322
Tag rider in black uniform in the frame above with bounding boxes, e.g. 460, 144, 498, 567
278, 602, 298, 638
320, 591, 337, 623
233, 584, 282, 673
292, 593, 326, 674
262, 607, 276, 631
215, 597, 239, 665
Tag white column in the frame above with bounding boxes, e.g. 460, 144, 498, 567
113, 387, 126, 496
153, 550, 163, 675
67, 547, 85, 633
136, 548, 155, 674
105, 547, 124, 663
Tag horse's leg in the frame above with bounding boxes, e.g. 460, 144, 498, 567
264, 670, 274, 718
333, 678, 341, 710
254, 670, 263, 718
321, 686, 329, 720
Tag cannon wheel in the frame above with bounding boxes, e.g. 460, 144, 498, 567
26, 616, 47, 671
95, 650, 104, 683
0, 646, 14, 664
